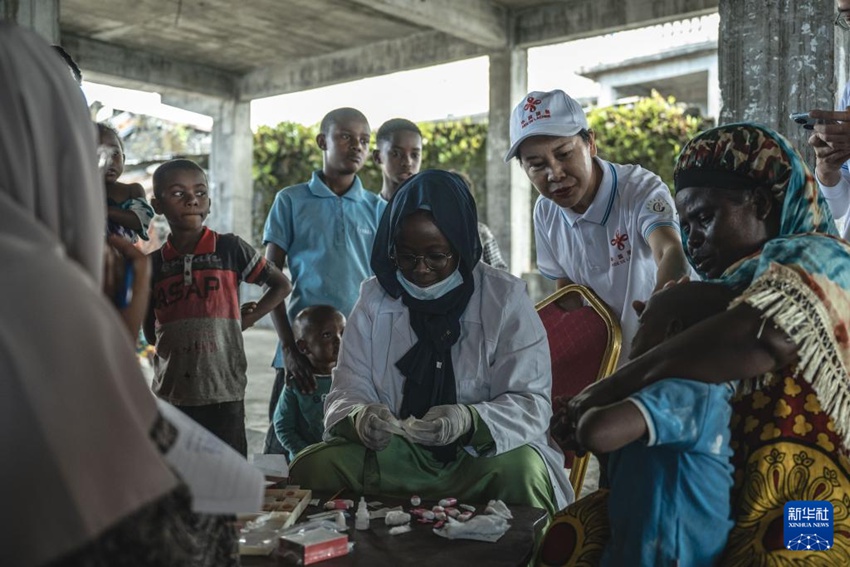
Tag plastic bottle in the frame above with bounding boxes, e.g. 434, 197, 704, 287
355, 496, 369, 530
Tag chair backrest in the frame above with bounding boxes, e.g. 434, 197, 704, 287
535, 284, 622, 496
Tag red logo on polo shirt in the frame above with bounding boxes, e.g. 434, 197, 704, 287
610, 231, 629, 251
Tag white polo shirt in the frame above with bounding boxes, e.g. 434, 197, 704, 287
534, 157, 679, 364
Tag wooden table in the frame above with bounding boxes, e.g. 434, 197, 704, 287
242, 497, 547, 566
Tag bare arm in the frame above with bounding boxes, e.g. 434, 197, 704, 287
576, 400, 647, 454
554, 276, 584, 311
242, 265, 291, 330
265, 242, 316, 394
647, 226, 691, 292
103, 234, 151, 340
569, 302, 797, 422
106, 183, 147, 232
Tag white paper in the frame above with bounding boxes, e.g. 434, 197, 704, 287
251, 453, 290, 477
157, 400, 264, 514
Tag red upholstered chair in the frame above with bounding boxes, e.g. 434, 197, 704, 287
535, 284, 622, 496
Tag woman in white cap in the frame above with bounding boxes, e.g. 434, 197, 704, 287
506, 89, 691, 365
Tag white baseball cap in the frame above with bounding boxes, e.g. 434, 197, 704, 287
504, 89, 588, 162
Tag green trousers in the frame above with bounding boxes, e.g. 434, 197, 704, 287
289, 434, 557, 517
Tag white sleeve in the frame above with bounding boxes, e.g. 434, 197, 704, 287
468, 282, 552, 455
322, 283, 381, 436
821, 82, 850, 223
636, 179, 679, 242
818, 174, 850, 223
534, 200, 568, 280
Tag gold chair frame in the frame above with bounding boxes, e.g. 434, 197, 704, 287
535, 284, 622, 496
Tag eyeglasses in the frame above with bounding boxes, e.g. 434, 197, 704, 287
392, 252, 453, 271
835, 11, 850, 31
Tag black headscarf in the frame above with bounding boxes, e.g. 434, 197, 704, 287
370, 170, 482, 462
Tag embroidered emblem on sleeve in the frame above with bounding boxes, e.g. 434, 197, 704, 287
646, 197, 668, 214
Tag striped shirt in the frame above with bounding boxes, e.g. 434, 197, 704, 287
150, 227, 271, 405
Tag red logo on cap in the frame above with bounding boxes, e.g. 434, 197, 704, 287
524, 97, 542, 112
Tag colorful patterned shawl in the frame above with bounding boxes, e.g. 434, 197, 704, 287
675, 124, 850, 562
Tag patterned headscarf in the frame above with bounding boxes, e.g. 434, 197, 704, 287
675, 122, 835, 237
673, 122, 838, 284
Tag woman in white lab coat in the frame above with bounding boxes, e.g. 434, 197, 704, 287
289, 170, 571, 515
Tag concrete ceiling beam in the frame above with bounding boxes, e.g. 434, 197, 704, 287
238, 30, 488, 101
348, 0, 507, 49
61, 33, 239, 99
514, 0, 719, 48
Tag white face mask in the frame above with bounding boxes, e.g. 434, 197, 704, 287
396, 267, 463, 301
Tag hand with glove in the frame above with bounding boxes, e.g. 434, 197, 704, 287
403, 404, 472, 447
354, 403, 397, 451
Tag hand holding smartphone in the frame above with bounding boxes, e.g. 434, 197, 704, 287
790, 112, 818, 129
791, 111, 840, 129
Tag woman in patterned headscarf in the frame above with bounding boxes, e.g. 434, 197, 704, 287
555, 123, 850, 565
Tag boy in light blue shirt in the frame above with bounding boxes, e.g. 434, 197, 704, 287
262, 108, 385, 453
574, 281, 736, 566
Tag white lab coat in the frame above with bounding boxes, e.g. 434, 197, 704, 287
324, 262, 574, 509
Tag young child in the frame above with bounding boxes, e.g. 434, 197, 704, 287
144, 159, 292, 456
273, 305, 345, 461
97, 123, 155, 244
569, 281, 737, 566
262, 107, 385, 453
372, 118, 423, 201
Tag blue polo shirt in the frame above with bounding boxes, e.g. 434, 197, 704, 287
604, 379, 735, 567
263, 171, 385, 367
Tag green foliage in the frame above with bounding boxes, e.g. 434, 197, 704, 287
251, 119, 488, 246
586, 91, 705, 190
250, 95, 701, 246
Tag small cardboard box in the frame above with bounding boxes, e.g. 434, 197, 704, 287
278, 527, 349, 565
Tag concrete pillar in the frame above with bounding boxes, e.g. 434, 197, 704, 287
718, 0, 833, 162
487, 48, 529, 276
837, 22, 850, 109
707, 57, 720, 122
1, 0, 59, 43
208, 99, 253, 240
597, 84, 618, 107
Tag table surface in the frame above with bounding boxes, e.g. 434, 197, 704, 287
242, 497, 548, 567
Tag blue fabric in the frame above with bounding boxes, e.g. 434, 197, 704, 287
262, 171, 385, 367
273, 376, 332, 461
604, 379, 735, 567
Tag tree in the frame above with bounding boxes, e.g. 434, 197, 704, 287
587, 91, 706, 189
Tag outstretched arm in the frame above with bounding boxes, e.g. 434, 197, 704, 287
647, 226, 691, 291
265, 242, 316, 394
569, 302, 796, 423
576, 400, 647, 454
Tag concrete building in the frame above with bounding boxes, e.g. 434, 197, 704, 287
2, 0, 842, 275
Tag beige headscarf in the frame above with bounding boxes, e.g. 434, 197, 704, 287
0, 24, 178, 565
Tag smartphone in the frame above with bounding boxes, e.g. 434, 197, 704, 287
790, 112, 818, 130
